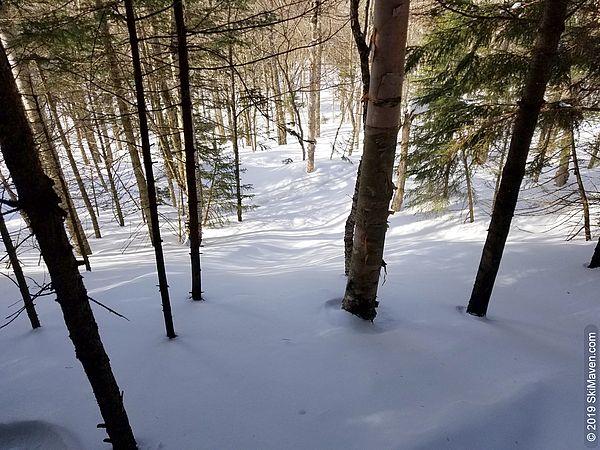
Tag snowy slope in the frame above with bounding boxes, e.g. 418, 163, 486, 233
0, 126, 598, 450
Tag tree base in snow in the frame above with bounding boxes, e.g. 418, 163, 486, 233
341, 289, 379, 321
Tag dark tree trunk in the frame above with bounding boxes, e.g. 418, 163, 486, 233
342, 0, 410, 321
174, 0, 202, 301
0, 39, 137, 450
589, 238, 600, 269
228, 44, 243, 222
344, 160, 361, 276
96, 0, 153, 239
124, 0, 176, 338
343, 0, 372, 276
350, 0, 370, 123
467, 0, 570, 317
0, 210, 40, 329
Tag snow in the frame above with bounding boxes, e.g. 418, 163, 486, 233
1, 123, 598, 450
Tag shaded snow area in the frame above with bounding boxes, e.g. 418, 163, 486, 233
1, 130, 598, 450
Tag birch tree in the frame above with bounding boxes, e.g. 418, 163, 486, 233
342, 0, 410, 321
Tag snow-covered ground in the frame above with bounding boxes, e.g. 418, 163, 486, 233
0, 123, 598, 449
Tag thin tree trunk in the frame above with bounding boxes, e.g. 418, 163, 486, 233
97, 0, 153, 238
124, 0, 176, 338
44, 89, 102, 239
0, 210, 40, 329
279, 59, 306, 160
315, 48, 322, 138
174, 0, 202, 301
307, 0, 321, 173
531, 122, 554, 182
83, 93, 109, 192
570, 129, 591, 240
74, 124, 91, 167
391, 109, 412, 212
22, 68, 92, 264
160, 82, 186, 185
587, 134, 599, 169
554, 129, 571, 186
140, 28, 182, 202
214, 93, 226, 138
271, 62, 287, 145
229, 44, 243, 222
467, 0, 570, 317
0, 167, 18, 202
344, 0, 371, 275
94, 104, 125, 226
462, 149, 475, 223
342, 0, 410, 321
344, 159, 361, 276
0, 38, 137, 450
350, 0, 371, 124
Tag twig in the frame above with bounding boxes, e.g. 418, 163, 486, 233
88, 296, 130, 321
0, 306, 26, 329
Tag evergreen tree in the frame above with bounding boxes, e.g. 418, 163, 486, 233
467, 0, 571, 317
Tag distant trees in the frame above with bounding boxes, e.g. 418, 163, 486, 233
405, 0, 599, 235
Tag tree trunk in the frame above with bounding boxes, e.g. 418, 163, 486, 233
554, 129, 571, 186
19, 62, 92, 260
124, 0, 176, 338
342, 0, 410, 321
344, 160, 362, 276
462, 149, 475, 223
279, 57, 306, 161
467, 0, 570, 317
174, 0, 202, 301
390, 109, 412, 212
96, 0, 153, 239
0, 38, 137, 450
570, 129, 591, 240
587, 134, 599, 169
270, 62, 287, 145
93, 103, 126, 227
589, 238, 600, 269
43, 88, 102, 239
21, 67, 92, 264
0, 210, 40, 329
228, 44, 243, 222
531, 122, 554, 182
138, 32, 181, 205
307, 0, 321, 173
344, 0, 371, 275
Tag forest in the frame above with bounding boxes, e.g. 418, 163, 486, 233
0, 0, 599, 448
